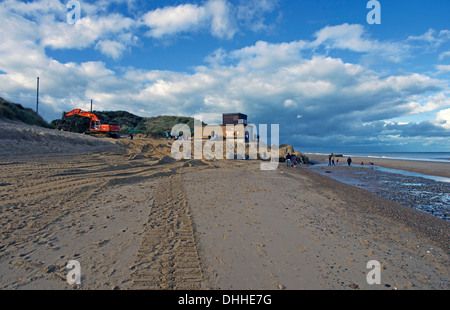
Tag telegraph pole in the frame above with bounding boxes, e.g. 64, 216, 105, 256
36, 77, 40, 114
91, 99, 93, 112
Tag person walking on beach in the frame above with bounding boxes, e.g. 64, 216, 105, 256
331, 158, 335, 166
328, 154, 332, 166
286, 153, 291, 167
336, 158, 339, 166
347, 157, 352, 166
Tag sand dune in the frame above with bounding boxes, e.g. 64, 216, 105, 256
0, 120, 123, 158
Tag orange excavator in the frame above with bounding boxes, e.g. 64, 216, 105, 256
63, 109, 120, 138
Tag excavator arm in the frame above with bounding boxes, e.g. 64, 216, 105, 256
64, 109, 101, 121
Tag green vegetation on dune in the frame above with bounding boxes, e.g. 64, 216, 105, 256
51, 114, 91, 133
0, 97, 54, 128
93, 110, 144, 132
52, 109, 202, 137
112, 114, 199, 137
136, 115, 198, 133
0, 97, 202, 137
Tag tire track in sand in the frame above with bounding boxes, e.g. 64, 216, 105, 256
131, 173, 204, 289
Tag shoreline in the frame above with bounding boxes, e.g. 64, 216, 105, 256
305, 152, 450, 162
307, 164, 450, 222
306, 153, 450, 179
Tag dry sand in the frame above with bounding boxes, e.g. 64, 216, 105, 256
0, 120, 212, 289
0, 120, 448, 290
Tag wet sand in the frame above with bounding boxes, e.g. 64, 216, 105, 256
306, 154, 450, 178
308, 164, 450, 221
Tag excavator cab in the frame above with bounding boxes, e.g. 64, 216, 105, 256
91, 120, 101, 130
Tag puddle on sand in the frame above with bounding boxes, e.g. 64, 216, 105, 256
373, 166, 450, 183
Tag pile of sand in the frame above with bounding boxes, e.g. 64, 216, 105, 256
120, 139, 173, 160
0, 120, 121, 157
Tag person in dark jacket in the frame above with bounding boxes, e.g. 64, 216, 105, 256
286, 153, 291, 167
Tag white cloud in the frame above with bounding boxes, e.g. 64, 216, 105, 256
40, 14, 136, 51
141, 3, 207, 38
141, 0, 237, 39
236, 0, 279, 32
312, 23, 370, 52
229, 40, 308, 69
140, 0, 280, 40
439, 51, 450, 60
407, 28, 450, 49
436, 64, 450, 74
118, 47, 443, 135
0, 0, 137, 60
3, 28, 443, 129
283, 99, 295, 107
206, 0, 236, 39
310, 23, 407, 62
2, 0, 66, 17
402, 92, 450, 115
435, 108, 450, 129
95, 40, 126, 60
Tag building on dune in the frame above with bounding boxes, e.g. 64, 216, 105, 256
198, 113, 257, 142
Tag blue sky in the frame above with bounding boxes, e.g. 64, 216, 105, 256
0, 0, 449, 152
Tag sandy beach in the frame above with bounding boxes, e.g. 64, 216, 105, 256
0, 120, 448, 290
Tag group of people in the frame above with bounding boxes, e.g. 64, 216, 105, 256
328, 154, 341, 166
285, 153, 299, 168
328, 154, 375, 168
327, 153, 353, 167
165, 131, 189, 140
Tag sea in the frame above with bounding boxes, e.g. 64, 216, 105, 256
300, 151, 450, 163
